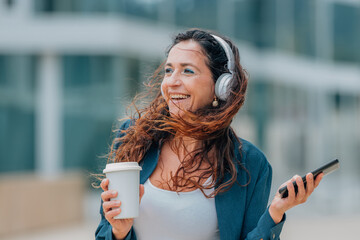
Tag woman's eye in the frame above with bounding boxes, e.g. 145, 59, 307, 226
165, 68, 173, 74
184, 68, 195, 74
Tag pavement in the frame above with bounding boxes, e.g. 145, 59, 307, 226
2, 221, 98, 240
2, 215, 359, 240
281, 215, 360, 239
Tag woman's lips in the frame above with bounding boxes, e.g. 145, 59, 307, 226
169, 94, 190, 103
170, 94, 190, 100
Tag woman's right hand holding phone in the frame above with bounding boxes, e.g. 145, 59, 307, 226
269, 173, 323, 224
100, 178, 145, 240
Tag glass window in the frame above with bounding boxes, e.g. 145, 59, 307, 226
0, 56, 9, 86
234, 0, 257, 43
63, 115, 113, 172
245, 80, 271, 148
333, 4, 360, 62
34, 0, 160, 21
126, 57, 141, 97
122, 0, 159, 21
63, 56, 112, 88
0, 56, 36, 173
234, 0, 277, 48
332, 91, 358, 112
34, 0, 56, 12
6, 0, 14, 8
0, 108, 35, 173
62, 55, 115, 171
62, 55, 145, 172
175, 0, 217, 30
293, 0, 316, 57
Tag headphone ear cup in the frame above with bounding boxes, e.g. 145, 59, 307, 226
215, 73, 233, 101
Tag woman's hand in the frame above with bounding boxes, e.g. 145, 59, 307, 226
100, 178, 145, 240
269, 173, 324, 224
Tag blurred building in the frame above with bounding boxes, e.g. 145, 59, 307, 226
0, 0, 360, 237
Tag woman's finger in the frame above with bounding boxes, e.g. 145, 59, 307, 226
314, 173, 324, 188
295, 175, 306, 201
101, 190, 118, 202
305, 173, 315, 196
105, 207, 122, 221
103, 200, 121, 212
275, 178, 293, 198
286, 176, 296, 202
100, 178, 109, 191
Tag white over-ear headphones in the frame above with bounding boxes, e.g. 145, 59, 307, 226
211, 34, 235, 101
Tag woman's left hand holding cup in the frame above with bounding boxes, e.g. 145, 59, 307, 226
101, 178, 145, 240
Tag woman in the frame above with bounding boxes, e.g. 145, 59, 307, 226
95, 29, 323, 240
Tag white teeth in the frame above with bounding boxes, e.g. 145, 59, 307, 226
170, 94, 190, 99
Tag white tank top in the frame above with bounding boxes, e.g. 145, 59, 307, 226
133, 177, 220, 240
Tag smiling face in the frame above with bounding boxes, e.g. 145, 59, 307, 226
161, 40, 215, 117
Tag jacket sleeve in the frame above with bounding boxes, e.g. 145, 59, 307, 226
243, 157, 285, 240
95, 119, 138, 240
245, 207, 285, 240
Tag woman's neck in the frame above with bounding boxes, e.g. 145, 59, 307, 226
168, 136, 202, 161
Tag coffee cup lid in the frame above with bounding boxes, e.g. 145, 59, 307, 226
103, 162, 142, 173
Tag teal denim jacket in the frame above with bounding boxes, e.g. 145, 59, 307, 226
95, 120, 285, 240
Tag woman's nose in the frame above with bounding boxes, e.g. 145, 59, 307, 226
166, 71, 181, 86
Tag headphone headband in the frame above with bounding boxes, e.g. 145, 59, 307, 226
211, 34, 235, 73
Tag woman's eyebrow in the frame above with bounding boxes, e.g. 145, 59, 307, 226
165, 62, 201, 71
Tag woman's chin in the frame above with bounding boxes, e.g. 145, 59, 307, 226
168, 103, 189, 117
169, 109, 185, 118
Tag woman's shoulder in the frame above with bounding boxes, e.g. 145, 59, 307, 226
238, 138, 266, 160
236, 137, 271, 172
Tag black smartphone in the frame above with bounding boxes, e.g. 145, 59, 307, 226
278, 159, 340, 198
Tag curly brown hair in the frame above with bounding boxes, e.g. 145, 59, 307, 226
109, 29, 249, 198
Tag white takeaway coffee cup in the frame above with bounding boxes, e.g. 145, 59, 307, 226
103, 162, 142, 219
